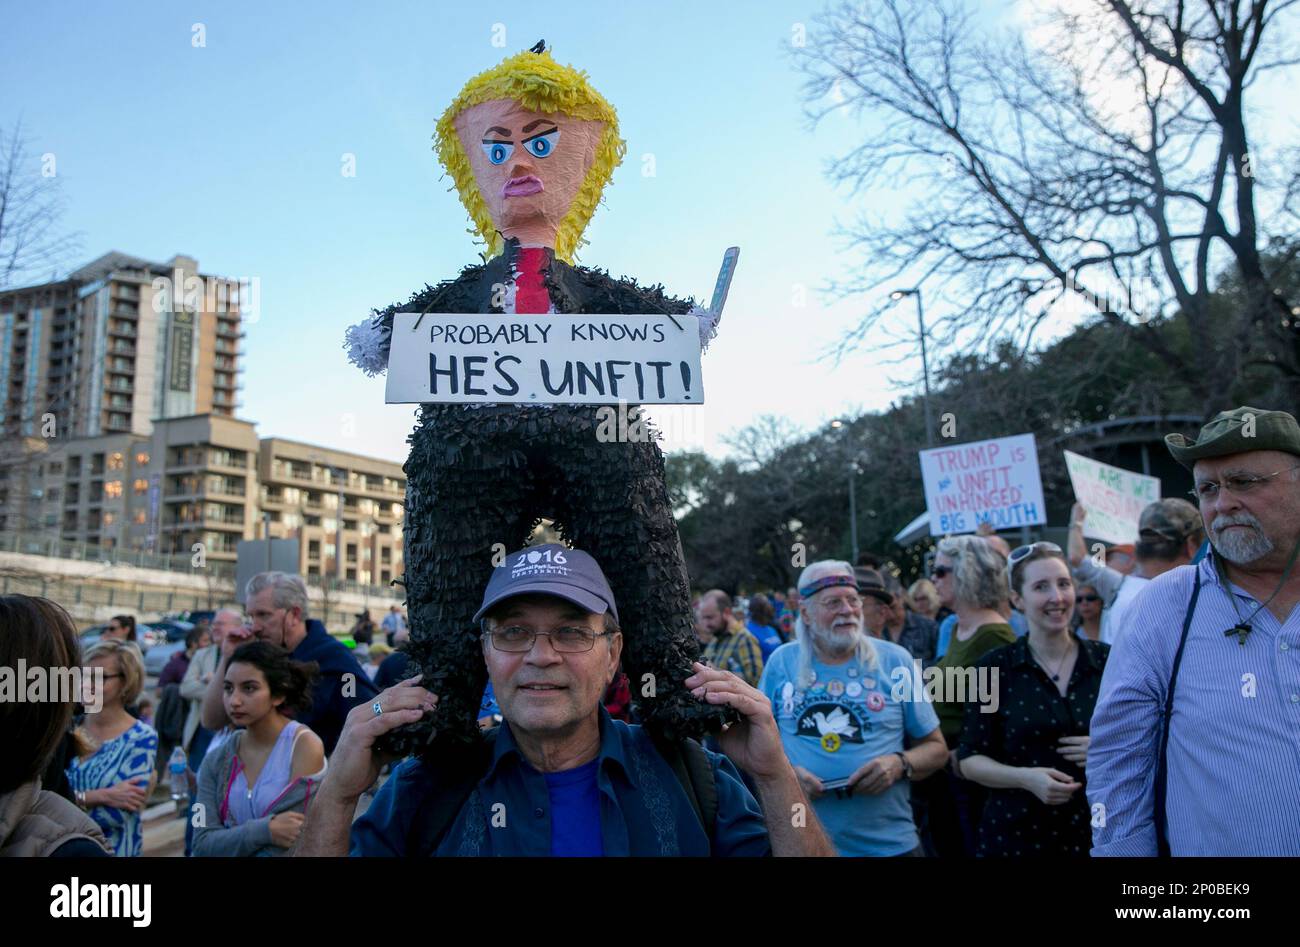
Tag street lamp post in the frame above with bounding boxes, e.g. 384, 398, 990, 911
890, 288, 935, 448
831, 419, 861, 563
848, 461, 859, 565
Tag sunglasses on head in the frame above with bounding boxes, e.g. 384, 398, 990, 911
1006, 541, 1064, 585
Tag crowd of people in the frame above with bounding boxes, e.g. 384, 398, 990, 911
2, 405, 1298, 857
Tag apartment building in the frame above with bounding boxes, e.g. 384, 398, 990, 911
7, 416, 404, 581
0, 250, 245, 441
257, 438, 405, 586
16, 414, 256, 564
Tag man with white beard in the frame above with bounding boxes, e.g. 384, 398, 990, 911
758, 560, 947, 856
1089, 407, 1300, 856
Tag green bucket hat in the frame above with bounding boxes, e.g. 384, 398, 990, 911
1165, 406, 1300, 470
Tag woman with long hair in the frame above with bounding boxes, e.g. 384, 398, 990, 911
192, 641, 325, 856
0, 595, 112, 857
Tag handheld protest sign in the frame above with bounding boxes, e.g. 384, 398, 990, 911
919, 433, 1047, 535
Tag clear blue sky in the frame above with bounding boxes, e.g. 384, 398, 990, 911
2, 0, 972, 463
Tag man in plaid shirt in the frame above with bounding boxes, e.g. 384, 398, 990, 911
695, 590, 765, 686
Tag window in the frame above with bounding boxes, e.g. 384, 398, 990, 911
308, 539, 320, 558
103, 512, 115, 526
108, 452, 125, 471
104, 481, 123, 499
133, 479, 148, 495
133, 510, 146, 525
135, 452, 149, 466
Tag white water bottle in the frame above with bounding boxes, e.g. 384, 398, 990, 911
168, 747, 188, 802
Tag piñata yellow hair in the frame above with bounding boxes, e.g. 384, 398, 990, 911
435, 48, 625, 264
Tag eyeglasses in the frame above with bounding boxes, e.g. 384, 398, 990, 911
1076, 595, 1100, 604
814, 593, 863, 612
483, 626, 613, 653
930, 566, 952, 579
1188, 464, 1300, 501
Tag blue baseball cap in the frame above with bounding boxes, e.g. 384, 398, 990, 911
473, 543, 620, 624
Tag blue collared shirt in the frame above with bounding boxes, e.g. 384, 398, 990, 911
1087, 552, 1300, 856
350, 708, 772, 856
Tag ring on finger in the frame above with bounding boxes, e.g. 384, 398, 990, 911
372, 701, 383, 717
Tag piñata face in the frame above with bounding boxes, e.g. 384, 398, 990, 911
454, 98, 606, 249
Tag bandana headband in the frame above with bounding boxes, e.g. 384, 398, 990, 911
798, 574, 858, 599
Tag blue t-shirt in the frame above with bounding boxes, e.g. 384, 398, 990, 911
745, 620, 785, 662
759, 640, 940, 857
544, 759, 604, 856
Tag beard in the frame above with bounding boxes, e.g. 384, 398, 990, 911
1209, 511, 1276, 564
808, 615, 862, 657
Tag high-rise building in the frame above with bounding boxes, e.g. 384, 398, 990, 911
0, 250, 246, 440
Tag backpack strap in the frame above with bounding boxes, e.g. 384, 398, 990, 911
1154, 566, 1201, 858
649, 732, 718, 845
404, 729, 497, 858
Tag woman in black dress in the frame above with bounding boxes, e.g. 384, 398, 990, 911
956, 543, 1110, 857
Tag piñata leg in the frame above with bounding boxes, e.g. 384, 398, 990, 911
377, 407, 539, 757
542, 405, 733, 741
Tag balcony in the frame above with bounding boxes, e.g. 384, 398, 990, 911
205, 483, 246, 499
110, 343, 136, 357
215, 324, 244, 339
108, 323, 136, 339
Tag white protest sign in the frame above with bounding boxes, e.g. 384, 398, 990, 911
919, 433, 1046, 535
385, 313, 703, 405
1063, 450, 1161, 545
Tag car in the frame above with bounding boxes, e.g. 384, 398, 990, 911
144, 640, 188, 679
141, 620, 195, 649
183, 610, 217, 627
81, 624, 155, 653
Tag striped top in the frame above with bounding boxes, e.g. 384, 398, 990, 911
66, 719, 157, 857
1087, 552, 1300, 856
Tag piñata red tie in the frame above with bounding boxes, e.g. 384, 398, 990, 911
514, 247, 550, 314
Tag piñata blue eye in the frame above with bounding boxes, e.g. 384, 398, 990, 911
482, 141, 513, 164
523, 129, 559, 158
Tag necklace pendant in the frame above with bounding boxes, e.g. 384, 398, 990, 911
1051, 673, 1059, 681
